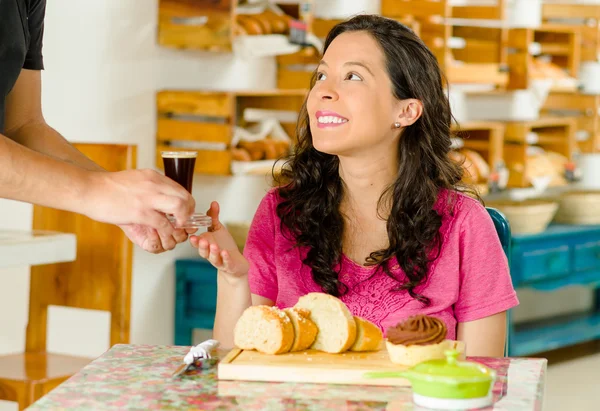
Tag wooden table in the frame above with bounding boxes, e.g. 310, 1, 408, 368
27, 344, 547, 410
0, 230, 76, 268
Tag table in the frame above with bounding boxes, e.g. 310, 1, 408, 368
0, 230, 76, 268
28, 344, 547, 410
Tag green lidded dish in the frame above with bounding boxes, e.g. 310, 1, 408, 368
365, 350, 496, 410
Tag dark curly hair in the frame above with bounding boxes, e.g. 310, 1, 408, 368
275, 14, 477, 305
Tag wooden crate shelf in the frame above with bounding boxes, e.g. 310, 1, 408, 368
276, 46, 320, 90
381, 0, 509, 87
507, 25, 580, 90
158, 0, 297, 52
156, 89, 307, 176
543, 1, 600, 62
158, 0, 236, 51
542, 91, 600, 153
452, 121, 505, 171
502, 116, 577, 188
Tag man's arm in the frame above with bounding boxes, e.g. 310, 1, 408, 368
3, 69, 196, 252
4, 69, 104, 172
0, 131, 93, 212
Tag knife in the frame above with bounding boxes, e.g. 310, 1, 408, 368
172, 339, 220, 378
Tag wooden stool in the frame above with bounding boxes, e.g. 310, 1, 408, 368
0, 143, 136, 410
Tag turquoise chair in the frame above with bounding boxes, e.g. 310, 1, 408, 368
486, 207, 512, 357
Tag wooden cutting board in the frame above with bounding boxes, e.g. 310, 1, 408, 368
218, 348, 410, 386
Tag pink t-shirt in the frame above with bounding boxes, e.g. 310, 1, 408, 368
244, 188, 519, 340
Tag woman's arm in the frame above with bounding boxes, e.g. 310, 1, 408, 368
213, 272, 274, 348
457, 311, 507, 357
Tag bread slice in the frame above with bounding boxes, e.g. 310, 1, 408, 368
294, 293, 357, 354
349, 316, 383, 352
283, 308, 318, 352
233, 305, 294, 355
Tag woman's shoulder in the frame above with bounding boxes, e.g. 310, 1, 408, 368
436, 188, 490, 227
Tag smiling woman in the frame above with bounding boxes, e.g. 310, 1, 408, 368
190, 15, 518, 358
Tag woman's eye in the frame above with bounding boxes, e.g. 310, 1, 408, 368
316, 72, 327, 81
346, 73, 362, 81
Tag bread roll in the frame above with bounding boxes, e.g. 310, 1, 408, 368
462, 149, 490, 180
253, 13, 272, 34
269, 14, 289, 34
349, 316, 383, 352
283, 308, 318, 352
263, 139, 278, 160
236, 15, 263, 35
238, 140, 266, 161
233, 306, 294, 355
294, 293, 357, 354
231, 147, 252, 162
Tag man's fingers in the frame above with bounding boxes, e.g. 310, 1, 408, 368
141, 227, 164, 254
172, 228, 189, 244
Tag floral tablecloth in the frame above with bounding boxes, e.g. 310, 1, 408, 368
27, 344, 547, 410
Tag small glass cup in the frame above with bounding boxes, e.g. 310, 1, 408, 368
161, 151, 212, 228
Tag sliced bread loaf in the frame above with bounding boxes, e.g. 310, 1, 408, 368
294, 292, 357, 354
349, 316, 384, 352
233, 305, 294, 355
283, 307, 318, 352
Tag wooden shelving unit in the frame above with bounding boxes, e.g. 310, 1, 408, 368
507, 25, 581, 90
542, 91, 600, 153
156, 89, 306, 176
381, 0, 510, 87
452, 121, 505, 171
158, 0, 236, 52
503, 116, 577, 187
543, 1, 600, 63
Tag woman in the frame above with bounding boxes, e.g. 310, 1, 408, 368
190, 15, 518, 356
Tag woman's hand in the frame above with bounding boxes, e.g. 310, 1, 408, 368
189, 201, 249, 283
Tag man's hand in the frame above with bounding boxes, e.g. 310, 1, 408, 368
83, 169, 196, 233
120, 223, 197, 254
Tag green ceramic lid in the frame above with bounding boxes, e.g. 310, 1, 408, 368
406, 350, 495, 384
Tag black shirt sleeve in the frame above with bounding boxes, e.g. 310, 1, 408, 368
23, 0, 46, 70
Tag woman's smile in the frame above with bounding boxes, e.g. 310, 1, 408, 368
315, 110, 349, 128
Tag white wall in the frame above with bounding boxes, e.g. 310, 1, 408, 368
0, 0, 274, 369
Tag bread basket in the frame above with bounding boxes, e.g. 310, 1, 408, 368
485, 199, 558, 235
554, 190, 600, 225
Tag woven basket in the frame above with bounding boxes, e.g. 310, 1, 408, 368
554, 190, 600, 225
486, 199, 559, 235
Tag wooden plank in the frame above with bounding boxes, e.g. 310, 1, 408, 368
277, 70, 315, 90
158, 0, 233, 51
157, 91, 233, 118
446, 63, 508, 86
312, 18, 343, 38
218, 349, 411, 387
504, 143, 528, 187
543, 91, 598, 113
157, 119, 231, 144
452, 5, 503, 20
381, 0, 449, 19
542, 3, 600, 20
156, 145, 231, 175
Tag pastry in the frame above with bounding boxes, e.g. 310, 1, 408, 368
233, 305, 294, 355
385, 315, 460, 366
294, 292, 357, 354
350, 316, 384, 352
283, 307, 318, 352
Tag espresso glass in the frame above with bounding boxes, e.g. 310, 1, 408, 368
161, 151, 212, 227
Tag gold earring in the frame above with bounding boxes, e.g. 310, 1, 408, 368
394, 122, 401, 128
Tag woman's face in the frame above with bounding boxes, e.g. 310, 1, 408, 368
307, 31, 403, 158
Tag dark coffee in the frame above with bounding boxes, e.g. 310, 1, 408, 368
162, 153, 197, 193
